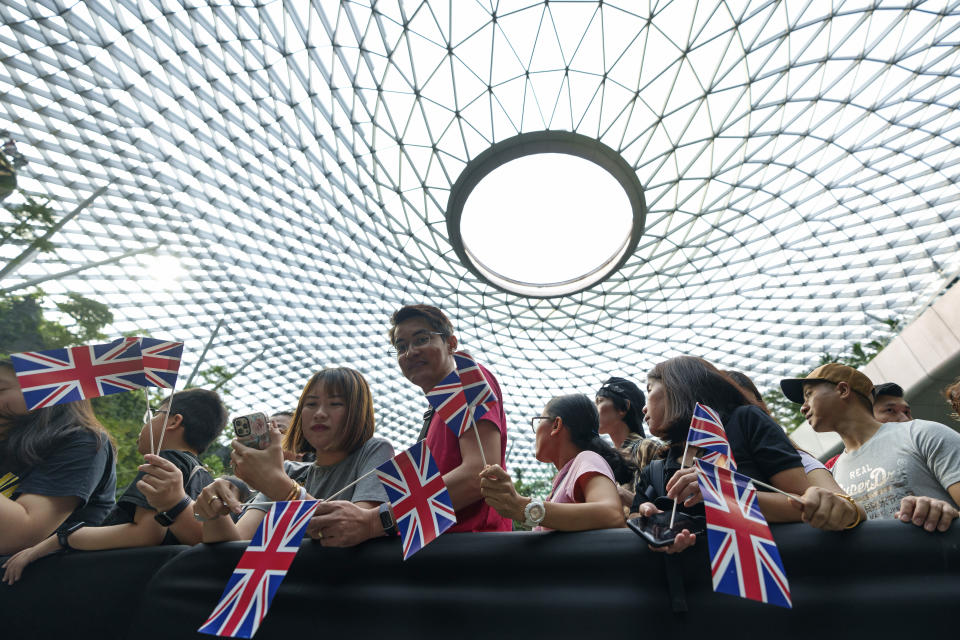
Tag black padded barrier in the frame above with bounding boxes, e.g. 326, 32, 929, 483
3, 521, 959, 639
0, 544, 188, 639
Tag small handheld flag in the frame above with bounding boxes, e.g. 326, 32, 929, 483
198, 500, 318, 638
694, 458, 792, 608
376, 441, 455, 560
11, 337, 147, 409
687, 403, 737, 469
139, 337, 183, 389
453, 352, 497, 423
425, 368, 471, 437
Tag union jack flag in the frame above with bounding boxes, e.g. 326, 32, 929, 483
454, 352, 498, 423
11, 337, 148, 410
425, 368, 472, 437
198, 500, 318, 638
694, 458, 792, 609
688, 403, 737, 469
139, 337, 183, 389
376, 441, 456, 560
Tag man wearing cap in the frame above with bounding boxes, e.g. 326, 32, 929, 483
781, 363, 960, 532
871, 382, 912, 423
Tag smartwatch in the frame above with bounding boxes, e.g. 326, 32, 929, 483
523, 497, 546, 528
57, 521, 86, 550
154, 496, 191, 526
379, 503, 398, 536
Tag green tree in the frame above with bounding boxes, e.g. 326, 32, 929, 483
511, 466, 553, 531
763, 318, 901, 433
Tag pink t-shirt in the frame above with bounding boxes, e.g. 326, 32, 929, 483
535, 450, 617, 532
425, 363, 512, 533
548, 450, 616, 505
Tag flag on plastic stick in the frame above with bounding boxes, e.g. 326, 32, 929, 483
139, 337, 183, 389
198, 500, 318, 638
694, 458, 792, 609
425, 368, 471, 437
687, 403, 737, 469
453, 352, 497, 423
10, 337, 148, 410
376, 441, 455, 560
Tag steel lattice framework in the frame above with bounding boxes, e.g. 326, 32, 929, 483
2, 1, 960, 475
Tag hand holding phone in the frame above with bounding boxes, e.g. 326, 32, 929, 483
627, 501, 706, 548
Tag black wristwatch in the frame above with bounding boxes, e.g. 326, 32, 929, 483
154, 496, 191, 526
379, 503, 398, 536
57, 521, 85, 550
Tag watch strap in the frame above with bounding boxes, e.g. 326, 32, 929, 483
379, 503, 398, 536
154, 496, 191, 526
57, 522, 85, 550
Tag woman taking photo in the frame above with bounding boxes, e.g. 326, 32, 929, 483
195, 367, 395, 547
0, 360, 116, 555
480, 394, 631, 531
389, 304, 511, 532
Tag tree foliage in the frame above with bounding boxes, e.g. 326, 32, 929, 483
762, 318, 902, 433
511, 466, 553, 531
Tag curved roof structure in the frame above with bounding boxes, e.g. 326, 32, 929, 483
3, 1, 960, 475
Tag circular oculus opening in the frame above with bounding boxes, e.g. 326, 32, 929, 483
447, 132, 645, 298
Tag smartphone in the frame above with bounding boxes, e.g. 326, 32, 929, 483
232, 412, 269, 450
627, 510, 706, 548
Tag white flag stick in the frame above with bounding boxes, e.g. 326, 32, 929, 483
154, 388, 175, 453
468, 407, 488, 467
143, 388, 154, 456
668, 437, 692, 530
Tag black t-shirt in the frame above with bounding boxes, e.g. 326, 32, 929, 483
102, 449, 212, 544
635, 404, 802, 505
7, 428, 117, 527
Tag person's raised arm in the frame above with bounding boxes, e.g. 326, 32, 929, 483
443, 420, 501, 511
0, 493, 79, 555
136, 454, 203, 545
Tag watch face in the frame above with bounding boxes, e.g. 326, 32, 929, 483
529, 503, 546, 520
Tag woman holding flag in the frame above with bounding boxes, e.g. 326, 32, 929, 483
480, 394, 632, 531
634, 356, 862, 553
0, 360, 117, 555
194, 367, 396, 545
388, 304, 511, 532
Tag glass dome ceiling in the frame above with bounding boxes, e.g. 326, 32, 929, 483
2, 1, 960, 477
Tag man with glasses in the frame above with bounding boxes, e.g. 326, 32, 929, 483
388, 304, 512, 532
780, 364, 960, 533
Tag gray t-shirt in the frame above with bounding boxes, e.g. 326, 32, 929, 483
247, 436, 394, 512
832, 420, 960, 520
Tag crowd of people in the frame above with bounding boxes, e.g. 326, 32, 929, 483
1, 303, 959, 582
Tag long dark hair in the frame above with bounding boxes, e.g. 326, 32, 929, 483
546, 394, 636, 485
648, 356, 759, 445
0, 360, 114, 472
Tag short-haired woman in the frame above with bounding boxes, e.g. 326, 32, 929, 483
195, 367, 395, 546
388, 304, 511, 532
480, 394, 631, 531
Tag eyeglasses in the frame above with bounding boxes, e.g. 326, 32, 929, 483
389, 331, 445, 358
143, 408, 169, 423
530, 416, 555, 431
